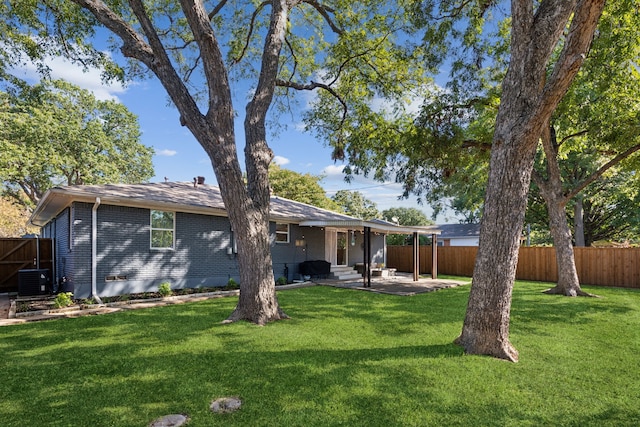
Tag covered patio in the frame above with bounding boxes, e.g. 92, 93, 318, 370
299, 219, 441, 288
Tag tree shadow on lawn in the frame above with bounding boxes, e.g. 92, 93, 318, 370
510, 282, 639, 335
3, 285, 640, 425
4, 329, 638, 426
279, 286, 470, 329
0, 321, 467, 426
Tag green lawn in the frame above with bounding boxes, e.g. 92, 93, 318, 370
1, 281, 639, 426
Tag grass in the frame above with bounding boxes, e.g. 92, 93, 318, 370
1, 280, 639, 426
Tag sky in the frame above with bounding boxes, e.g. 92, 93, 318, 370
13, 45, 461, 224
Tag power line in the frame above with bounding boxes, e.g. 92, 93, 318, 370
323, 181, 401, 195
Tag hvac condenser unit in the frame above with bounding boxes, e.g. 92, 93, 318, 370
18, 269, 50, 296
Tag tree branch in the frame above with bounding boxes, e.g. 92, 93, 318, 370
536, 0, 606, 123
301, 0, 343, 34
71, 0, 154, 62
565, 143, 640, 200
208, 0, 229, 20
275, 78, 348, 130
558, 129, 589, 147
461, 140, 492, 151
232, 1, 271, 64
178, 0, 234, 130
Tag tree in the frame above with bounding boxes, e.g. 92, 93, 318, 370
529, 0, 640, 296
4, 1, 425, 324
331, 190, 379, 220
268, 165, 340, 211
381, 207, 432, 245
311, 1, 604, 360
0, 79, 154, 208
0, 196, 39, 237
456, 0, 606, 361
574, 174, 640, 246
416, 1, 640, 300
422, 1, 640, 300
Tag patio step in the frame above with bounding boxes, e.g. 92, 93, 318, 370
329, 265, 362, 281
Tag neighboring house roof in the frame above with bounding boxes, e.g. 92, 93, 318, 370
29, 182, 381, 229
436, 223, 480, 239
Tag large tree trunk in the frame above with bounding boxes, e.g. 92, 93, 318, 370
455, 135, 536, 362
542, 197, 593, 296
223, 0, 290, 324
455, 0, 605, 361
78, 0, 286, 324
144, 0, 288, 325
536, 172, 596, 297
533, 125, 595, 297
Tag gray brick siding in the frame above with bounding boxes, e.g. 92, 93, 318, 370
42, 202, 386, 298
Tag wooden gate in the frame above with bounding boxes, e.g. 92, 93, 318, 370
0, 239, 53, 293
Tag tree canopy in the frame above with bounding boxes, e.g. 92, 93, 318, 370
331, 190, 379, 220
382, 206, 432, 245
268, 164, 340, 211
0, 79, 154, 208
0, 196, 38, 237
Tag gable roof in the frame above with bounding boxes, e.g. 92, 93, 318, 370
29, 182, 368, 227
436, 223, 480, 239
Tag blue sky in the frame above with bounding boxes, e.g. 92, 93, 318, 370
15, 52, 459, 223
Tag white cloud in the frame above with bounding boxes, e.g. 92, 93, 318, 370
321, 164, 346, 177
273, 155, 290, 166
10, 51, 127, 101
157, 149, 177, 156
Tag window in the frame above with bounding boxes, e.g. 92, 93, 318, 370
275, 223, 290, 243
151, 210, 175, 249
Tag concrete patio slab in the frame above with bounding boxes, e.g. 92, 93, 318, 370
315, 273, 470, 296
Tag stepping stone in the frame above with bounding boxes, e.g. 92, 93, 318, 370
210, 397, 242, 413
149, 414, 188, 427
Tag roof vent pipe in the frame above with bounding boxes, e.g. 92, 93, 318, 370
91, 197, 103, 305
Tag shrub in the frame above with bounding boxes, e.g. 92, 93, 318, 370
53, 292, 74, 309
158, 282, 172, 297
225, 278, 239, 290
276, 276, 287, 286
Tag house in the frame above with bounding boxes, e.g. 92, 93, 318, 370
29, 182, 440, 299
436, 223, 480, 246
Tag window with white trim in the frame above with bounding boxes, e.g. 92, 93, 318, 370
150, 210, 175, 249
275, 223, 290, 243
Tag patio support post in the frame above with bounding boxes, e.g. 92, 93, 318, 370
413, 232, 419, 281
364, 226, 372, 288
91, 197, 103, 305
431, 233, 438, 279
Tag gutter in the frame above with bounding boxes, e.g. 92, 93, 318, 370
91, 198, 103, 304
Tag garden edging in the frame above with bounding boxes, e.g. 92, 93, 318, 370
2, 282, 315, 325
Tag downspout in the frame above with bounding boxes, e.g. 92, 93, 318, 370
92, 198, 103, 304
36, 234, 40, 269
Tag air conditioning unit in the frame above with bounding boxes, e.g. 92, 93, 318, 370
18, 269, 50, 296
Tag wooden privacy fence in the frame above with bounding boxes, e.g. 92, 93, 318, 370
0, 238, 53, 293
387, 245, 640, 289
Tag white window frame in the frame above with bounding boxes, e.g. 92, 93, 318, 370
150, 210, 175, 250
275, 223, 290, 244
